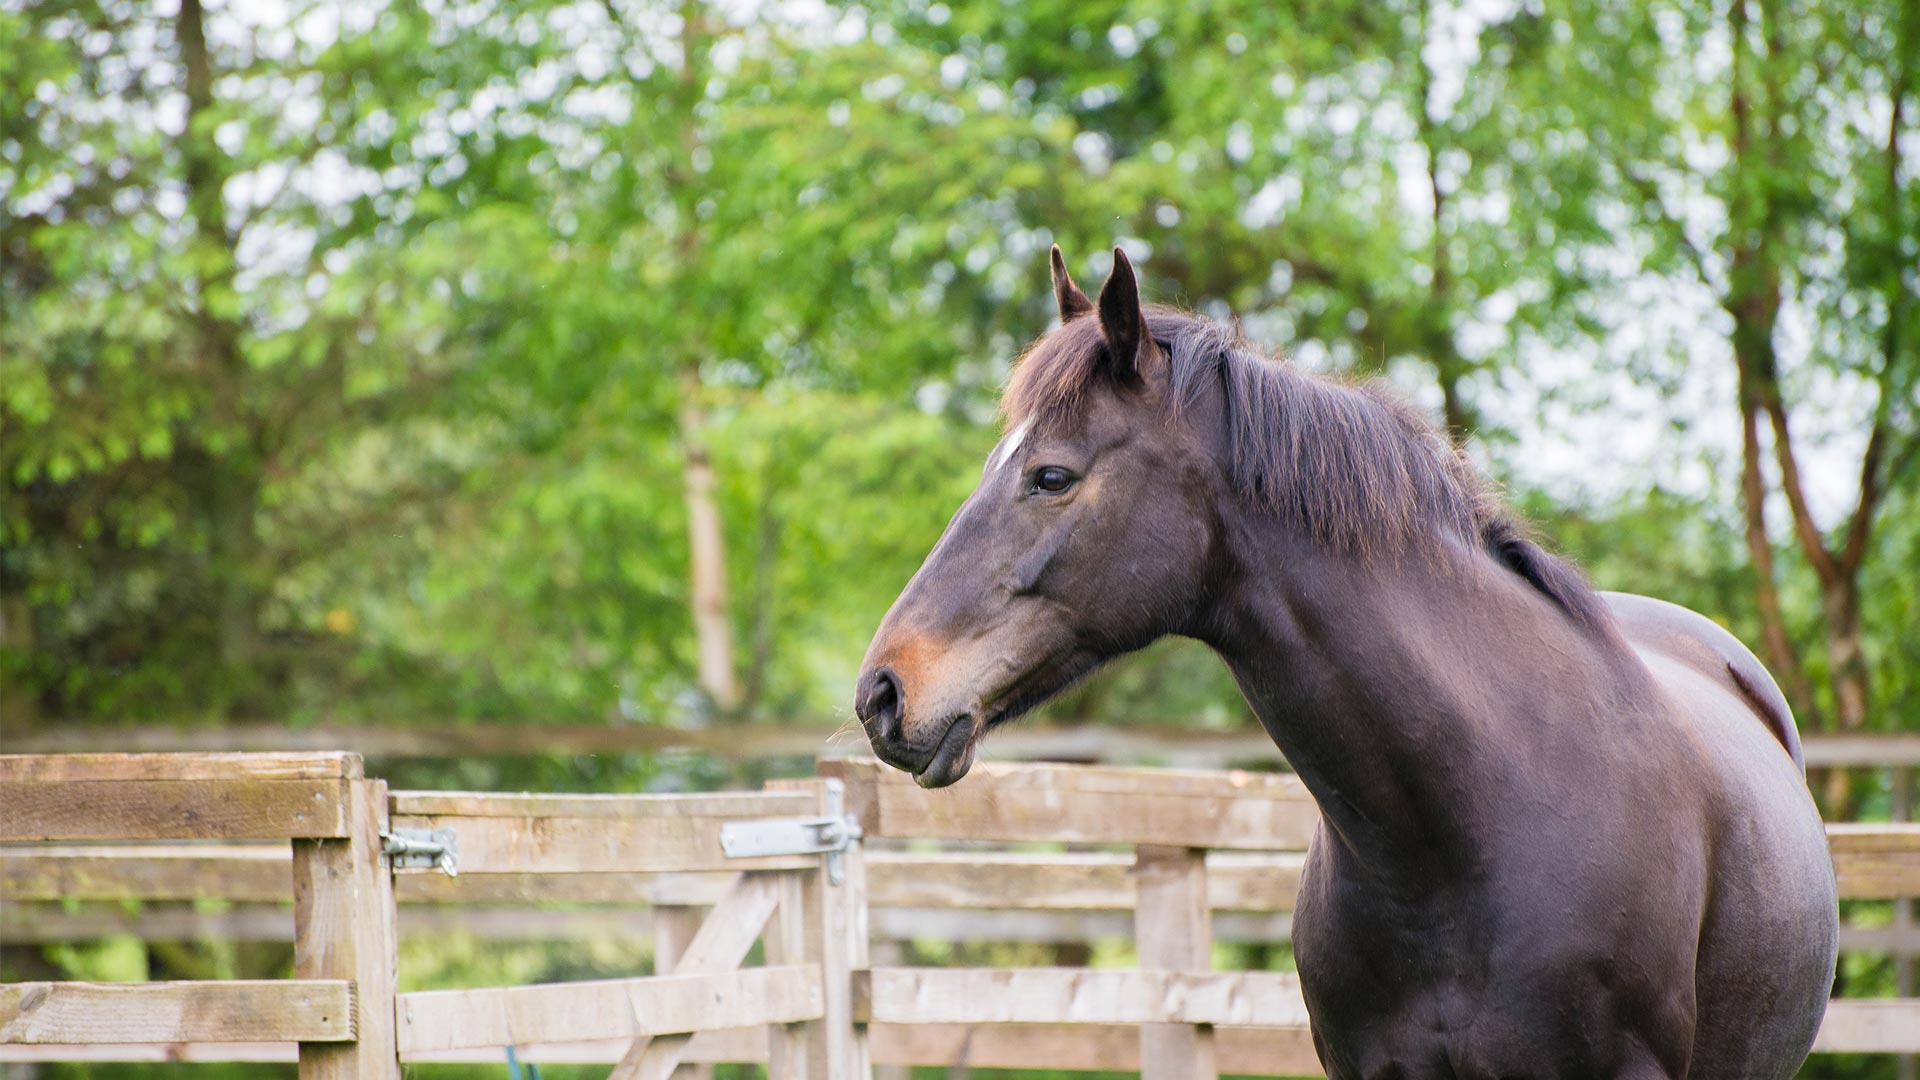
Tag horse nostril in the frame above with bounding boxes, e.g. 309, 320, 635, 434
857, 667, 904, 741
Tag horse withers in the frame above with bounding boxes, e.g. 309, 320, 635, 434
852, 247, 1837, 1079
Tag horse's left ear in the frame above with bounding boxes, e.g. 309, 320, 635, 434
1097, 247, 1148, 381
1050, 245, 1093, 321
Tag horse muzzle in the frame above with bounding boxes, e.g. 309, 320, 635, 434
854, 666, 979, 787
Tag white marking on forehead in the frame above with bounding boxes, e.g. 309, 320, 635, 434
989, 419, 1033, 473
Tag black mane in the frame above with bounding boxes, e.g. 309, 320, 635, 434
1002, 308, 1609, 630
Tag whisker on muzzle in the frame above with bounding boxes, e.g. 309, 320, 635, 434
825, 713, 866, 749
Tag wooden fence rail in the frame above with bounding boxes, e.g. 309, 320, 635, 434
4, 751, 1919, 1078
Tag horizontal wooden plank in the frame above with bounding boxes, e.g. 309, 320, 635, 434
5, 998, 1912, 1065
0, 902, 1276, 951
388, 813, 811, 874
870, 908, 1294, 946
1812, 998, 1920, 1053
0, 845, 745, 905
1, 844, 293, 902
3, 903, 296, 943
0, 981, 354, 1044
396, 965, 824, 1053
0, 781, 351, 841
0, 902, 681, 944
0, 1043, 299, 1063
23, 900, 1914, 957
870, 1022, 1325, 1074
13, 827, 1919, 907
396, 870, 739, 904
0, 753, 362, 783
866, 850, 1306, 911
822, 758, 1320, 849
1804, 735, 1920, 768
1830, 823, 1920, 899
858, 967, 1311, 1028
389, 789, 817, 819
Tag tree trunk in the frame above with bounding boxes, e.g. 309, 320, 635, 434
679, 367, 741, 713
1417, 0, 1471, 441
180, 0, 268, 708
664, 0, 740, 716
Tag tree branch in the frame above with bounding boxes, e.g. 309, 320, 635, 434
1839, 7, 1914, 578
1620, 166, 1719, 292
1757, 377, 1844, 589
1738, 391, 1825, 729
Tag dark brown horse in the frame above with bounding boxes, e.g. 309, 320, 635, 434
853, 248, 1837, 1078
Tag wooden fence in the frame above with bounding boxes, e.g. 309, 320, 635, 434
3, 752, 1920, 1078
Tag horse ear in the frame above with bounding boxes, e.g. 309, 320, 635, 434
1097, 246, 1145, 380
1049, 245, 1092, 321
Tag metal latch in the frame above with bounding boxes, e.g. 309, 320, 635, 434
719, 778, 863, 884
382, 827, 458, 876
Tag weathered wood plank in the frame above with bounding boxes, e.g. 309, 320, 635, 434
396, 967, 824, 1054
868, 1023, 1326, 1074
1, 846, 1292, 909
0, 981, 354, 1044
857, 967, 1311, 1028
15, 830, 1918, 909
1135, 845, 1216, 1079
0, 1042, 302, 1063
872, 851, 1309, 911
0, 781, 352, 841
1, 844, 293, 902
389, 790, 816, 819
0, 753, 362, 783
2, 903, 297, 943
1831, 823, 1920, 899
1812, 998, 1920, 1053
294, 779, 401, 1080
869, 908, 1295, 946
821, 759, 1318, 849
10, 827, 1914, 909
394, 870, 740, 905
7, 999, 1915, 1066
0, 900, 1298, 951
387, 813, 812, 875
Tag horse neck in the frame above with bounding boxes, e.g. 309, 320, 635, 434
1199, 518, 1634, 882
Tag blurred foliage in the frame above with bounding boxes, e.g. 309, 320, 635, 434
2, 0, 1913, 740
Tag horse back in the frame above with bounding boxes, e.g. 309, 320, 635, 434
1600, 591, 1805, 772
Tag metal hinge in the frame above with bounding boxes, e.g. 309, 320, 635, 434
719, 778, 863, 885
382, 827, 458, 876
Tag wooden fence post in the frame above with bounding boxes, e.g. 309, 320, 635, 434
766, 779, 871, 1080
1896, 765, 1915, 1080
293, 776, 400, 1080
1135, 844, 1216, 1080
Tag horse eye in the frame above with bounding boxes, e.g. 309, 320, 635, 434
1031, 466, 1076, 494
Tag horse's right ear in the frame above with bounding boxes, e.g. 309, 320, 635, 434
1050, 245, 1093, 322
1096, 247, 1146, 381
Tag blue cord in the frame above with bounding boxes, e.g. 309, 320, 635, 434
505, 1045, 543, 1080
